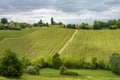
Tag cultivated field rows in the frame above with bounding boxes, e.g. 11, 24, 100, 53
0, 27, 75, 60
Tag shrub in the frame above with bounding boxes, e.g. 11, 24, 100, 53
82, 62, 91, 69
109, 53, 120, 75
98, 60, 110, 70
109, 25, 117, 29
32, 58, 47, 68
52, 53, 62, 69
60, 65, 79, 76
0, 50, 23, 78
63, 71, 79, 76
21, 57, 31, 72
91, 58, 98, 69
26, 66, 40, 75
62, 58, 81, 69
60, 65, 67, 75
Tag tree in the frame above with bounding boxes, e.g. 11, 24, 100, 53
116, 19, 120, 28
1, 18, 8, 25
66, 24, 76, 29
108, 20, 116, 27
93, 20, 102, 30
38, 19, 43, 27
109, 25, 117, 29
109, 53, 120, 75
0, 50, 23, 78
79, 23, 90, 30
52, 53, 62, 69
51, 17, 54, 25
0, 23, 4, 29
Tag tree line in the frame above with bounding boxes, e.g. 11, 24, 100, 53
0, 18, 32, 30
0, 50, 120, 78
0, 17, 120, 30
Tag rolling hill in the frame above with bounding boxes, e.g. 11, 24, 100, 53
0, 27, 75, 60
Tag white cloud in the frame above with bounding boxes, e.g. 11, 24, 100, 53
0, 7, 120, 24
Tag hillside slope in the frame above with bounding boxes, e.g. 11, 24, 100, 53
0, 27, 75, 59
61, 30, 120, 61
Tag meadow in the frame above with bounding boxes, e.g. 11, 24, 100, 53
61, 30, 120, 62
0, 28, 38, 41
0, 68, 120, 80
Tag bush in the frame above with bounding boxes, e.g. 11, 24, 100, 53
109, 25, 117, 29
82, 62, 92, 69
63, 71, 79, 76
26, 66, 40, 75
52, 53, 62, 69
62, 58, 82, 69
21, 57, 31, 72
32, 58, 47, 68
109, 53, 120, 75
60, 65, 67, 75
98, 60, 110, 70
60, 65, 79, 76
0, 50, 23, 78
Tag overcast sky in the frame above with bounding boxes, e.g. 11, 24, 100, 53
0, 0, 120, 24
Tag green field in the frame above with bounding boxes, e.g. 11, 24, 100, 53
1, 28, 120, 79
61, 30, 120, 61
0, 69, 120, 80
0, 27, 75, 59
0, 28, 38, 41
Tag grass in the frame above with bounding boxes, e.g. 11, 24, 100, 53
0, 68, 120, 80
0, 27, 75, 60
61, 30, 120, 61
0, 28, 38, 41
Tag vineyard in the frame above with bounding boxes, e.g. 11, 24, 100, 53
0, 27, 75, 59
1, 28, 120, 61
61, 30, 120, 61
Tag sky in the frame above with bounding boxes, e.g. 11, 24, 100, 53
0, 0, 120, 24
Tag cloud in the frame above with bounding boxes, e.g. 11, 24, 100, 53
0, 0, 120, 24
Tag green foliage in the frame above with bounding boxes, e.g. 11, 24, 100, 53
63, 59, 80, 69
60, 65, 67, 75
32, 58, 47, 68
26, 66, 40, 75
66, 24, 76, 29
109, 53, 120, 75
38, 19, 43, 27
108, 20, 116, 27
91, 58, 98, 69
0, 23, 4, 29
93, 20, 102, 29
52, 53, 62, 69
109, 25, 118, 29
51, 17, 54, 25
21, 57, 31, 69
0, 50, 23, 78
82, 62, 91, 69
18, 22, 31, 28
60, 65, 79, 76
79, 23, 91, 30
1, 18, 8, 25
